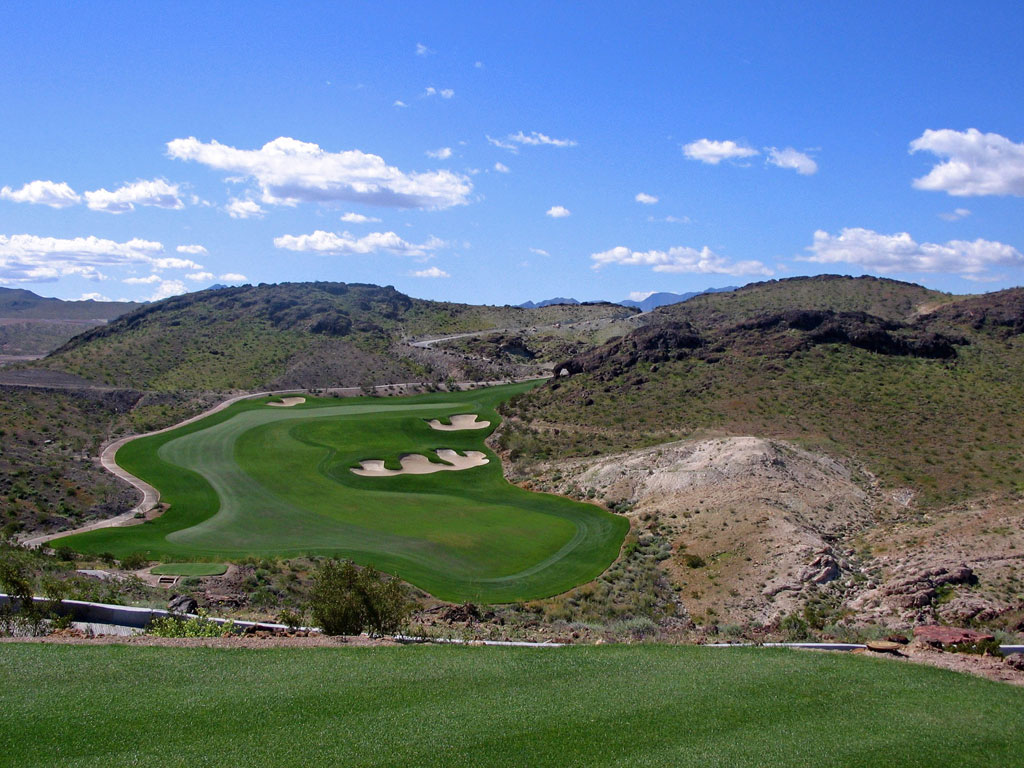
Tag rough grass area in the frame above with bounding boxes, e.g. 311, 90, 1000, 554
150, 563, 228, 577
1, 644, 1021, 767
54, 383, 627, 603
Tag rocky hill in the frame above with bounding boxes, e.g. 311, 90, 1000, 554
495, 275, 1024, 632
35, 282, 633, 391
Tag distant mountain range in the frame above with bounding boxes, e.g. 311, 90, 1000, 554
0, 288, 142, 356
518, 287, 738, 312
0, 287, 141, 321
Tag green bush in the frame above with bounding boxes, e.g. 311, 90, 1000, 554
949, 638, 1003, 657
119, 552, 149, 570
147, 611, 235, 638
680, 552, 706, 569
309, 559, 411, 636
277, 608, 304, 631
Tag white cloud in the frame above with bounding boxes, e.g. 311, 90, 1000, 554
150, 256, 202, 270
78, 292, 112, 302
474, 61, 484, 69
628, 291, 657, 302
424, 87, 454, 99
169, 136, 472, 210
411, 266, 450, 278
176, 244, 208, 255
415, 43, 432, 56
427, 147, 452, 159
939, 208, 972, 222
150, 280, 187, 301
648, 214, 692, 224
273, 230, 445, 257
766, 147, 818, 175
340, 212, 381, 223
910, 128, 1024, 196
803, 227, 1024, 278
0, 234, 165, 284
635, 192, 659, 205
123, 274, 162, 285
546, 206, 571, 218
84, 178, 184, 213
509, 131, 576, 147
219, 272, 247, 282
493, 162, 510, 173
225, 198, 265, 219
393, 100, 408, 108
591, 244, 772, 276
488, 131, 577, 152
529, 247, 550, 257
0, 180, 81, 209
683, 139, 760, 165
186, 271, 215, 282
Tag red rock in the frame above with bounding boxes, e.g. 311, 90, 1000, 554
913, 625, 994, 646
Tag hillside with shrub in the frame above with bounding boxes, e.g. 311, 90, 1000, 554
502, 275, 1024, 507
38, 282, 634, 391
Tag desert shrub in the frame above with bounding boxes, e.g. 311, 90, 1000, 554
277, 608, 304, 631
148, 611, 235, 638
119, 552, 149, 570
948, 638, 1004, 657
680, 552, 706, 569
0, 554, 48, 636
309, 559, 411, 636
780, 613, 810, 641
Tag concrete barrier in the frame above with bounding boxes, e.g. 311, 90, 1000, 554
0, 594, 303, 633
3, 595, 1022, 652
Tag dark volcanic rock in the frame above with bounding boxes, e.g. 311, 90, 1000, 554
926, 287, 1024, 337
441, 603, 482, 623
556, 322, 704, 377
167, 594, 199, 615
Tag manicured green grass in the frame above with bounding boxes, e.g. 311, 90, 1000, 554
150, 563, 228, 577
1, 644, 1021, 767
54, 382, 628, 602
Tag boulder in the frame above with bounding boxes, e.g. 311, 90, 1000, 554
441, 603, 482, 623
913, 625, 994, 647
167, 594, 198, 615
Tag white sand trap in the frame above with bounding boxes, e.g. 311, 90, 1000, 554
426, 413, 491, 431
352, 450, 489, 477
267, 396, 306, 407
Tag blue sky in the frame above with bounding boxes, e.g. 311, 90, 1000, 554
1, 2, 1023, 305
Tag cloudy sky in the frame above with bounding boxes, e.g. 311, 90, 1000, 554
1, 2, 1023, 304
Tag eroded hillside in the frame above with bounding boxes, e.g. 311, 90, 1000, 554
497, 275, 1024, 633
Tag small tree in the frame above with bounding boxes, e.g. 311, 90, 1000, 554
310, 560, 411, 636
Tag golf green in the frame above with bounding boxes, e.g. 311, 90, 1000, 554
150, 563, 229, 577
54, 382, 628, 602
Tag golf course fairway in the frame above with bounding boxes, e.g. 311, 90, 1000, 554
53, 382, 628, 602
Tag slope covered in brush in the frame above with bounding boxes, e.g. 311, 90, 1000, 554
41, 282, 632, 391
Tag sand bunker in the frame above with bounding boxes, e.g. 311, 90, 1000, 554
426, 413, 491, 431
352, 449, 489, 477
267, 397, 306, 407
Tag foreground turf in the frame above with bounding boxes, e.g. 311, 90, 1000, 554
150, 563, 228, 577
54, 382, 628, 602
1, 644, 1021, 767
